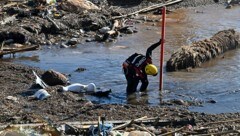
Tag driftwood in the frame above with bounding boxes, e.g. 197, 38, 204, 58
112, 116, 147, 130
203, 118, 240, 127
0, 45, 39, 57
0, 116, 195, 130
166, 29, 240, 71
132, 124, 155, 136
2, 118, 240, 135
46, 16, 60, 30
102, 20, 120, 41
111, 0, 182, 20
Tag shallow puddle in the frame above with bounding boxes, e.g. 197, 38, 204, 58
3, 5, 240, 113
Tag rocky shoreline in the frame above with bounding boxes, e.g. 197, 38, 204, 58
0, 0, 227, 50
1, 0, 240, 135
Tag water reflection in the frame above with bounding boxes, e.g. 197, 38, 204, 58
126, 92, 150, 105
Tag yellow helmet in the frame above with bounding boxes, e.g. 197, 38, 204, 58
145, 64, 158, 76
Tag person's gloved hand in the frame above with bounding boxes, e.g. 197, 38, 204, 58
159, 39, 165, 43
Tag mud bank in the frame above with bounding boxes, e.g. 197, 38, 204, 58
1, 61, 240, 135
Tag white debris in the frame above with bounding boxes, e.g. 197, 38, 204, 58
33, 70, 48, 88
61, 83, 96, 93
33, 89, 51, 100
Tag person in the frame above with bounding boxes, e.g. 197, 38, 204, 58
122, 39, 161, 94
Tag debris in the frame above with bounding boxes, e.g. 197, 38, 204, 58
111, 0, 183, 19
67, 38, 78, 45
88, 122, 113, 136
0, 45, 39, 58
6, 96, 18, 102
30, 89, 51, 100
99, 26, 111, 34
46, 0, 56, 5
166, 29, 240, 71
112, 116, 147, 130
33, 70, 49, 88
60, 83, 96, 93
60, 0, 100, 13
128, 130, 151, 136
0, 15, 17, 25
91, 89, 111, 97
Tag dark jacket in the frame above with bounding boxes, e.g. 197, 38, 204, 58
123, 40, 161, 78
123, 40, 161, 93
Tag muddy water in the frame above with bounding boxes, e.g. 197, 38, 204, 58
5, 5, 240, 113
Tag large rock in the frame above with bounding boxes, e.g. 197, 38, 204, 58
61, 0, 99, 13
0, 26, 32, 44
41, 70, 69, 86
166, 29, 240, 72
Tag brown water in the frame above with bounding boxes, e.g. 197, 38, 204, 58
5, 5, 240, 113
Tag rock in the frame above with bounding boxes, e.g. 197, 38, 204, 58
171, 99, 188, 106
86, 38, 94, 42
75, 67, 86, 72
0, 28, 30, 44
60, 43, 69, 48
207, 99, 217, 103
99, 26, 110, 34
95, 34, 103, 41
41, 70, 69, 86
67, 38, 78, 45
61, 0, 99, 13
125, 28, 134, 34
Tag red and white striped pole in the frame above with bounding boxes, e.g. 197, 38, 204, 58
160, 6, 166, 91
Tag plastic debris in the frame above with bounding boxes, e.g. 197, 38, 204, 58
46, 0, 56, 4
88, 123, 113, 136
61, 83, 96, 93
33, 89, 51, 100
33, 70, 48, 88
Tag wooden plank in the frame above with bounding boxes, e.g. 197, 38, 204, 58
0, 45, 39, 56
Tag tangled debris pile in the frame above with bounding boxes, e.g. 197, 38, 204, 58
0, 0, 235, 57
166, 29, 240, 72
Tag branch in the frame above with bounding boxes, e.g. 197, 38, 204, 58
132, 124, 156, 136
203, 118, 240, 126
112, 116, 147, 130
0, 45, 39, 56
111, 0, 182, 20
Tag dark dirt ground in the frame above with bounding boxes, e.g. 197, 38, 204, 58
1, 0, 240, 135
